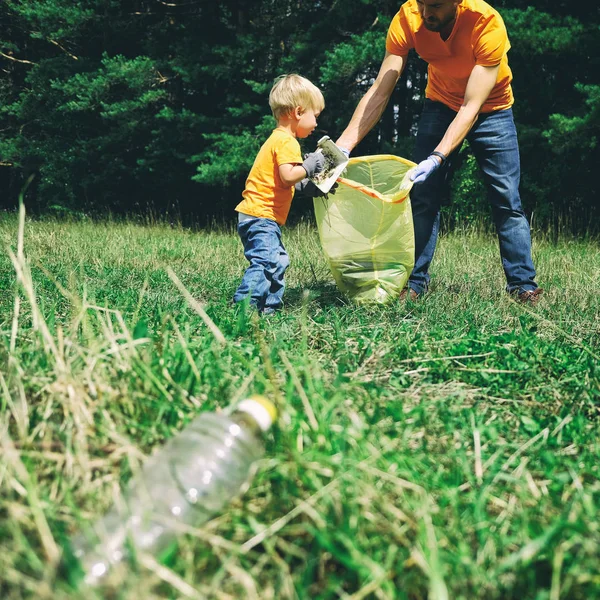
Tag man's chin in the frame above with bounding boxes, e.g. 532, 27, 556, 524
423, 21, 441, 31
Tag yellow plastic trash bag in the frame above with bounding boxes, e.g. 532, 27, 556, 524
314, 154, 416, 304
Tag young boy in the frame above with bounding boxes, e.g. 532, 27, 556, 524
233, 74, 326, 314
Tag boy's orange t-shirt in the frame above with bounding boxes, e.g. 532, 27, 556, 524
235, 128, 302, 226
386, 0, 514, 113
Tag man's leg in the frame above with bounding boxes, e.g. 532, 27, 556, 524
409, 100, 456, 295
467, 109, 538, 294
264, 234, 290, 311
233, 218, 283, 310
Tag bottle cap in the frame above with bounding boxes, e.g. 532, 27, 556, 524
236, 395, 277, 432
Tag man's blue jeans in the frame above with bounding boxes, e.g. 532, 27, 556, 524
233, 217, 290, 311
409, 99, 538, 294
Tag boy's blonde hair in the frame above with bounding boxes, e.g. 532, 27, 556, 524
269, 74, 325, 120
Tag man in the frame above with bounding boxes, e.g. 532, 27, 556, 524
336, 0, 542, 303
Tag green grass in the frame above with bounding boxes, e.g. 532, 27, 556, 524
0, 211, 599, 600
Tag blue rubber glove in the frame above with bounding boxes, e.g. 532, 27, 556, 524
337, 146, 351, 159
410, 155, 442, 184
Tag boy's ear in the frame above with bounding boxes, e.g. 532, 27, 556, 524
293, 106, 304, 120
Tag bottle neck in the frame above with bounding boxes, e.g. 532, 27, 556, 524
232, 397, 276, 433
230, 411, 264, 437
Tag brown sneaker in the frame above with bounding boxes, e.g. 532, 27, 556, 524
399, 288, 420, 301
515, 288, 543, 305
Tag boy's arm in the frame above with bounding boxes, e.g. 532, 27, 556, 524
279, 151, 325, 187
279, 163, 309, 187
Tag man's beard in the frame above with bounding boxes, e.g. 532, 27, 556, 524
423, 20, 442, 31
423, 15, 455, 33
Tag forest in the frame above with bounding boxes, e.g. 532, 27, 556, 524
1, 0, 598, 233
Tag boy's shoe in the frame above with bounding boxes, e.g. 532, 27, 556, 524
232, 299, 258, 310
261, 307, 278, 316
514, 288, 544, 305
399, 287, 420, 302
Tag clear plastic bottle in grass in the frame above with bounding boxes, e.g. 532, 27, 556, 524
68, 395, 276, 588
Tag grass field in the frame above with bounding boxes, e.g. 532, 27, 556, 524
0, 210, 599, 599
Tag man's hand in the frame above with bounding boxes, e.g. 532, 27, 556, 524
302, 152, 325, 178
295, 179, 338, 197
410, 155, 442, 184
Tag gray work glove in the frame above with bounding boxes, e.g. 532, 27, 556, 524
301, 152, 326, 178
295, 179, 338, 197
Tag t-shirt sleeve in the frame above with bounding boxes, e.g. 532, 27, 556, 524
274, 135, 302, 166
385, 8, 413, 56
473, 12, 511, 67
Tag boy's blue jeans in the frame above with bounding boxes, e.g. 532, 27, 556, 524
409, 99, 538, 295
233, 217, 290, 311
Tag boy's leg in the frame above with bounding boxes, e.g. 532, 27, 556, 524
467, 109, 538, 293
233, 218, 284, 310
264, 236, 290, 311
409, 100, 456, 295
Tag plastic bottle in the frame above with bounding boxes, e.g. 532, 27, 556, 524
69, 395, 277, 587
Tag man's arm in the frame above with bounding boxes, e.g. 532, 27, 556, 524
410, 63, 501, 183
336, 52, 407, 153
434, 63, 501, 158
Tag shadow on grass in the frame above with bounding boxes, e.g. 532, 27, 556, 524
283, 282, 348, 310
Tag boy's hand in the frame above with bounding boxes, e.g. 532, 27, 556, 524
295, 179, 338, 197
302, 152, 325, 178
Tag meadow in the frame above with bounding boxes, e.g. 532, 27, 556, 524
0, 209, 598, 599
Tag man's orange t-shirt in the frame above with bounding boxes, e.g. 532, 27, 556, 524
235, 128, 302, 226
386, 0, 514, 113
